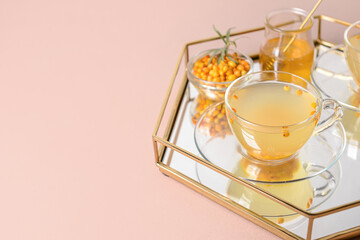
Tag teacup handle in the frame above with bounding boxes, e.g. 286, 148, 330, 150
313, 168, 337, 198
313, 99, 343, 135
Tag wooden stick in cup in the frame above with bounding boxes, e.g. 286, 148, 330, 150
282, 0, 324, 52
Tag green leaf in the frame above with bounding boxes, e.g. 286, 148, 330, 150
223, 46, 228, 57
213, 25, 226, 44
208, 49, 219, 65
225, 27, 234, 44
230, 41, 237, 48
205, 49, 216, 64
227, 55, 238, 65
218, 50, 225, 65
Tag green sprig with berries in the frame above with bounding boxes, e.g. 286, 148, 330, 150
208, 25, 238, 65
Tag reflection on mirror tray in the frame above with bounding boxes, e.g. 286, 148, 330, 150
194, 102, 345, 228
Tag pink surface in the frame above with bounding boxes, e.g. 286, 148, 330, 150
0, 0, 359, 239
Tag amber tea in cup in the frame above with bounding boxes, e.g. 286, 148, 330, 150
227, 157, 314, 224
225, 71, 342, 161
345, 20, 360, 88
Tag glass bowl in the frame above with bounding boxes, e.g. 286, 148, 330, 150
187, 48, 253, 124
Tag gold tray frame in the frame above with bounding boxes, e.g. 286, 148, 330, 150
152, 15, 360, 240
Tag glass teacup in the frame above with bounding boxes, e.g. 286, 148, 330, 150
225, 71, 343, 161
344, 20, 360, 88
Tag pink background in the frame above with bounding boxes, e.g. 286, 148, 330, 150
0, 0, 359, 239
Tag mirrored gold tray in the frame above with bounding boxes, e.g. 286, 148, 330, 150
152, 15, 360, 240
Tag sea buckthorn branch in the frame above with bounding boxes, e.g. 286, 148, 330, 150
210, 25, 238, 65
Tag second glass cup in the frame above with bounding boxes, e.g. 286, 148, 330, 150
344, 20, 360, 89
259, 8, 315, 82
225, 71, 343, 161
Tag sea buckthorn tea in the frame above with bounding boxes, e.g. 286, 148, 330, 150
345, 21, 360, 88
226, 157, 314, 224
260, 37, 314, 81
225, 71, 342, 161
227, 81, 318, 160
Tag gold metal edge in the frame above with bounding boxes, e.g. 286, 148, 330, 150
153, 135, 313, 218
307, 200, 360, 218
157, 162, 303, 240
319, 226, 360, 240
152, 44, 186, 138
317, 15, 352, 27
159, 72, 189, 161
152, 45, 188, 163
186, 26, 265, 46
164, 77, 191, 167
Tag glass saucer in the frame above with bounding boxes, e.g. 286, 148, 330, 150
194, 102, 345, 227
194, 102, 346, 183
312, 45, 360, 112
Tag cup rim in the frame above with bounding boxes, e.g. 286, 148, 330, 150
344, 20, 360, 54
187, 48, 254, 89
225, 71, 323, 129
265, 8, 313, 33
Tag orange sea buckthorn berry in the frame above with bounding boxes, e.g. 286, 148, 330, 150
201, 56, 208, 63
228, 61, 236, 68
311, 102, 316, 108
283, 85, 290, 91
282, 127, 290, 137
226, 70, 233, 76
310, 110, 316, 116
296, 89, 303, 96
231, 107, 237, 113
307, 198, 313, 209
237, 65, 244, 71
278, 218, 285, 224
215, 125, 222, 132
228, 74, 236, 81
233, 95, 238, 100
